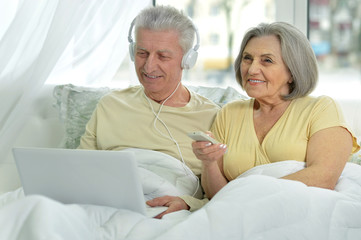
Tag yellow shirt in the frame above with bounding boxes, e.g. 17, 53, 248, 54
211, 96, 360, 181
78, 85, 220, 175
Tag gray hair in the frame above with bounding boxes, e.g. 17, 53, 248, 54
234, 22, 318, 100
134, 5, 195, 54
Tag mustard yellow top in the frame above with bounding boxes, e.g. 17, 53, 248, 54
78, 85, 220, 175
211, 96, 360, 181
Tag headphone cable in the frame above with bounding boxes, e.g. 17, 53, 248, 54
143, 83, 200, 197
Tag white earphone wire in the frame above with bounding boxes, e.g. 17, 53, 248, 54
143, 83, 200, 197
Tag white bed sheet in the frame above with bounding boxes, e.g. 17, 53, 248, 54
1, 149, 361, 240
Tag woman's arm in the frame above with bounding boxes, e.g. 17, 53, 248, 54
192, 140, 228, 199
282, 126, 353, 189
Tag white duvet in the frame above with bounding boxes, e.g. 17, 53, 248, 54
1, 149, 361, 240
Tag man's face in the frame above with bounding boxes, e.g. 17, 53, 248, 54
134, 28, 184, 98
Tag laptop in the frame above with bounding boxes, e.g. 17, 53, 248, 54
13, 147, 168, 217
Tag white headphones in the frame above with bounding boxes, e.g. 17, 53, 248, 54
127, 17, 200, 69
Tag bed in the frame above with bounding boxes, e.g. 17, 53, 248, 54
1, 84, 361, 240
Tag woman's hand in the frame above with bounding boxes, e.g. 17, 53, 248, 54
191, 132, 227, 166
191, 131, 228, 199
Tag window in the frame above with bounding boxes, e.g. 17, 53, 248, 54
209, 4, 220, 16
308, 0, 361, 100
153, 0, 276, 92
209, 33, 220, 45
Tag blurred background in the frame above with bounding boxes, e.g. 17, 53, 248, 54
113, 0, 361, 100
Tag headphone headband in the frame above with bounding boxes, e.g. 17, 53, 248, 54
128, 16, 200, 69
128, 18, 136, 44
189, 16, 200, 52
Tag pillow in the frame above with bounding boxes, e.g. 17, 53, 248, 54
53, 84, 111, 149
53, 84, 248, 149
187, 85, 247, 106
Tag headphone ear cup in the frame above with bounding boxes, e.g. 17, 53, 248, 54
181, 49, 198, 69
129, 42, 135, 61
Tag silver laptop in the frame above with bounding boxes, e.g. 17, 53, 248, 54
13, 147, 167, 217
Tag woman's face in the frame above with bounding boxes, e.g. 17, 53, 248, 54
240, 35, 292, 103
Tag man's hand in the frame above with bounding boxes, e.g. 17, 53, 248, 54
146, 195, 190, 219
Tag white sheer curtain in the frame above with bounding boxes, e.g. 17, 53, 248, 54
0, 0, 150, 163
47, 0, 150, 86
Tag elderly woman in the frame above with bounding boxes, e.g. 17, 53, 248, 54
193, 22, 360, 199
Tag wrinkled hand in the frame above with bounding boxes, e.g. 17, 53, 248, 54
191, 131, 227, 166
146, 195, 190, 219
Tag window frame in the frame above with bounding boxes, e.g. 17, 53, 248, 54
275, 0, 308, 36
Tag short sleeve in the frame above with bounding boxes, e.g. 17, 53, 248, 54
309, 96, 360, 153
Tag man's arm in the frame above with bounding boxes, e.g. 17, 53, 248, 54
77, 109, 98, 149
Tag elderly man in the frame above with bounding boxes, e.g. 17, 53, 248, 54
78, 5, 220, 217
